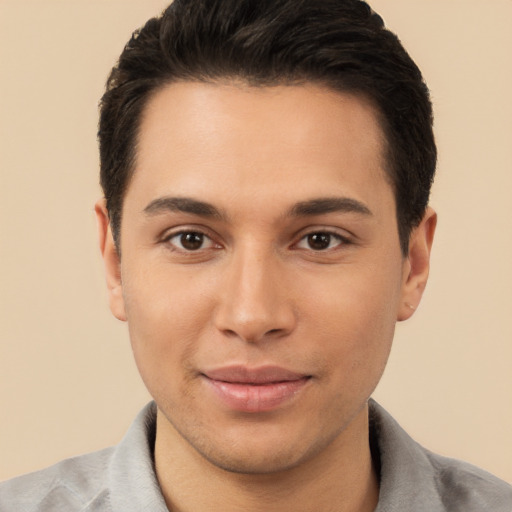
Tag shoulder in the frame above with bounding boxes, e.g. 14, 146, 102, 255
424, 448, 512, 511
369, 400, 512, 512
0, 447, 114, 512
0, 402, 162, 512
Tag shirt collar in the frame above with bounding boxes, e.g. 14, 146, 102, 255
370, 399, 445, 511
108, 402, 168, 511
106, 400, 445, 511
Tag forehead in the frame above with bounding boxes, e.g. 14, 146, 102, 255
126, 81, 392, 217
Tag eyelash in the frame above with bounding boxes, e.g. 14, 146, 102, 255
294, 230, 351, 252
161, 227, 351, 254
162, 230, 219, 252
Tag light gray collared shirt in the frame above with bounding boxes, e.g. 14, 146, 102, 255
1, 400, 511, 511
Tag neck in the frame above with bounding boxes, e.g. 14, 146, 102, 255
154, 405, 379, 512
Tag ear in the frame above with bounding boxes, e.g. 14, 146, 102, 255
397, 207, 437, 321
94, 199, 127, 322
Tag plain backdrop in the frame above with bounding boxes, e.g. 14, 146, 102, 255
1, 0, 511, 483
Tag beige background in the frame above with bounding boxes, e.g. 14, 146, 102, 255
1, 0, 511, 483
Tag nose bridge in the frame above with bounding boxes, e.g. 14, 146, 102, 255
214, 240, 295, 342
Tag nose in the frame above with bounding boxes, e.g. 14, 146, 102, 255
213, 246, 297, 344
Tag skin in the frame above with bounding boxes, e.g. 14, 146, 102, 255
96, 82, 436, 512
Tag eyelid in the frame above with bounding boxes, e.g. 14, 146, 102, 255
293, 226, 353, 246
158, 224, 354, 253
160, 225, 222, 251
296, 232, 348, 250
160, 223, 214, 240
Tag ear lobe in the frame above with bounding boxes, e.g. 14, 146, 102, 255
397, 207, 437, 321
94, 199, 127, 322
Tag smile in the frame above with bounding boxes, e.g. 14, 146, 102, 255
201, 366, 312, 413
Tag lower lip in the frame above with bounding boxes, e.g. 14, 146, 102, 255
203, 376, 310, 413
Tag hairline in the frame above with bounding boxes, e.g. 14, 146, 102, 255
111, 77, 408, 256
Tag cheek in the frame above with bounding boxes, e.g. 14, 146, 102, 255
120, 265, 215, 390
302, 262, 401, 378
123, 259, 212, 330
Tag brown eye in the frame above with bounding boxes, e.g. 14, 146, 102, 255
167, 231, 215, 251
296, 231, 347, 251
180, 232, 204, 250
307, 233, 332, 250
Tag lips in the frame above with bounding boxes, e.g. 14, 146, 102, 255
201, 366, 311, 413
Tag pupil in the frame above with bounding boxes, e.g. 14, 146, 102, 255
181, 232, 203, 250
308, 233, 330, 250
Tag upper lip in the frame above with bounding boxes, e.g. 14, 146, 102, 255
202, 365, 310, 384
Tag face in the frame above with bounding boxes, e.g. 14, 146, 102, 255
97, 82, 434, 475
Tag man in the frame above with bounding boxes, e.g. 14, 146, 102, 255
1, 0, 510, 510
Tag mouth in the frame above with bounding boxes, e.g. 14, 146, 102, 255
201, 365, 312, 413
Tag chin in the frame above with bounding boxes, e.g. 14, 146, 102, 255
196, 443, 310, 476
182, 417, 341, 477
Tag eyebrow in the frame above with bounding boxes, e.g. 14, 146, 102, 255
143, 196, 225, 219
288, 197, 372, 217
143, 195, 372, 221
